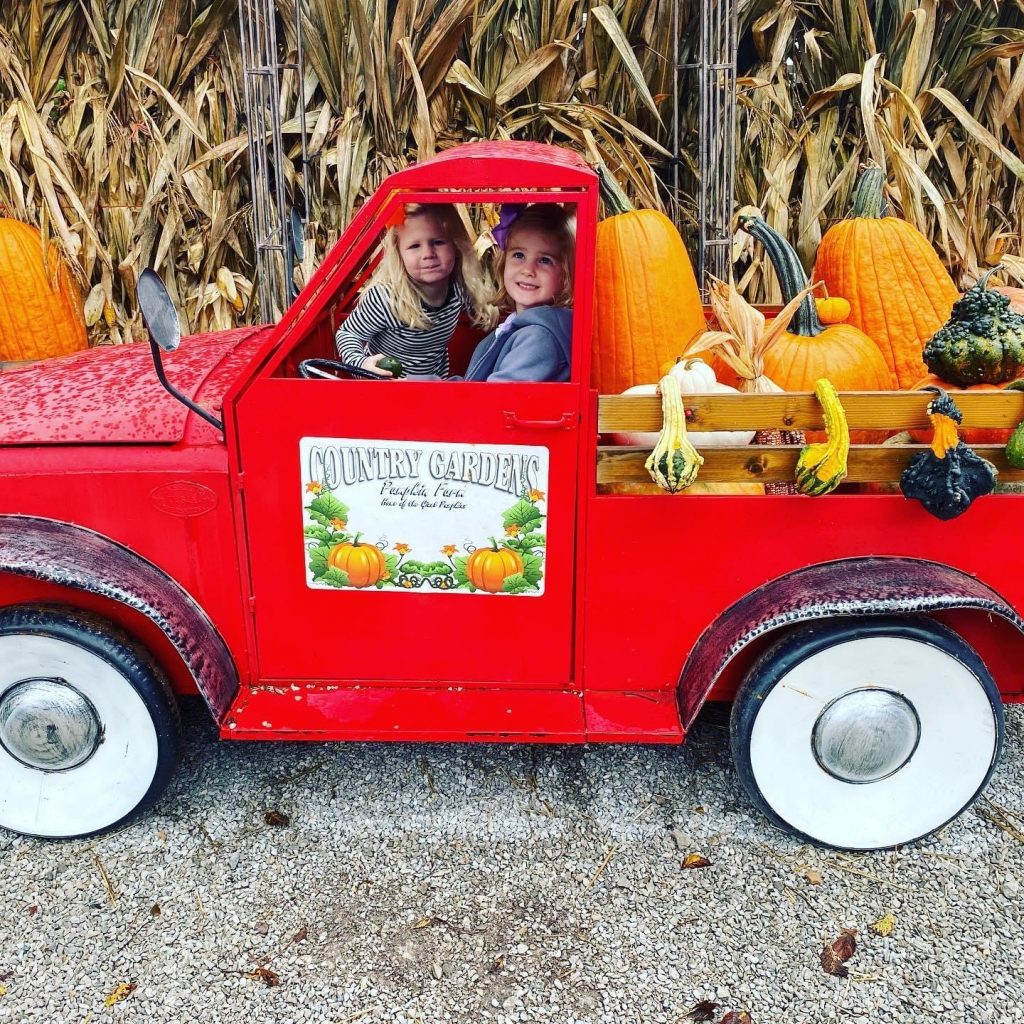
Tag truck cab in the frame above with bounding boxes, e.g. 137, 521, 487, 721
1, 141, 1022, 851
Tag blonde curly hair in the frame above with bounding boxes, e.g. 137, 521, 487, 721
372, 204, 497, 331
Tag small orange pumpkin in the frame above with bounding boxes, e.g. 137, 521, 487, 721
327, 535, 388, 588
466, 540, 523, 593
0, 218, 87, 362
814, 295, 851, 324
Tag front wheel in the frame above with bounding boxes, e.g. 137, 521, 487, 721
0, 606, 181, 839
730, 616, 1004, 851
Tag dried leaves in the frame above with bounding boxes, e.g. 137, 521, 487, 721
683, 1000, 719, 1021
264, 810, 290, 827
103, 982, 137, 1007
682, 1002, 751, 1024
820, 927, 858, 978
248, 967, 280, 988
681, 853, 712, 870
869, 913, 896, 938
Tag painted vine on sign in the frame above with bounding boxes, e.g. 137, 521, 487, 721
303, 483, 546, 594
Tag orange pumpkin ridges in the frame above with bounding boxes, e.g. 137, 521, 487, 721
466, 539, 523, 593
327, 534, 388, 588
590, 166, 707, 394
0, 218, 87, 362
738, 210, 895, 443
813, 168, 959, 389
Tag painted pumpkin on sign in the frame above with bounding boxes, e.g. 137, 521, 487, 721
466, 542, 523, 593
327, 536, 388, 588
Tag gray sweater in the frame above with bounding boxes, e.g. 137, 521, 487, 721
463, 307, 572, 382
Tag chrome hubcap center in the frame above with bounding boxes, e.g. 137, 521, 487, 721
812, 687, 920, 784
0, 678, 102, 771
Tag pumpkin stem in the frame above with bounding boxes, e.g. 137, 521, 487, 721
595, 162, 634, 217
488, 536, 500, 551
737, 211, 823, 338
851, 167, 889, 219
352, 532, 363, 545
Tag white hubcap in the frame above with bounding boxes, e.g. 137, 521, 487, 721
812, 688, 920, 784
749, 635, 999, 849
0, 678, 102, 771
0, 634, 159, 838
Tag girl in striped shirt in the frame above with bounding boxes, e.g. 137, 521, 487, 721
334, 204, 496, 377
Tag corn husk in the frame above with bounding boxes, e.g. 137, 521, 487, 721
683, 276, 816, 394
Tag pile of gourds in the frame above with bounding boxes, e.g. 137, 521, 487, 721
594, 162, 1024, 513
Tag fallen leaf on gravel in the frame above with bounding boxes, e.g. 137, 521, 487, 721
103, 983, 137, 1007
150, 904, 161, 917
0, 984, 6, 997
869, 913, 896, 937
26, 905, 38, 915
803, 869, 823, 885
264, 810, 290, 827
488, 956, 505, 974
719, 1012, 753, 1024
248, 967, 280, 987
683, 999, 719, 1020
681, 854, 712, 869
292, 926, 308, 943
820, 927, 858, 977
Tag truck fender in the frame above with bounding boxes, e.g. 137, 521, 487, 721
679, 556, 1024, 730
0, 515, 238, 718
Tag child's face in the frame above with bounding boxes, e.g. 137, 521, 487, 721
503, 226, 566, 312
396, 212, 456, 289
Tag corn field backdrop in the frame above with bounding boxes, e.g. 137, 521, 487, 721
0, 0, 1022, 343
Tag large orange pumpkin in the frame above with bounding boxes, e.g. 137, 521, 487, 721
327, 536, 388, 588
0, 218, 87, 362
739, 211, 894, 442
908, 374, 1023, 444
590, 168, 706, 394
466, 541, 523, 593
813, 168, 959, 389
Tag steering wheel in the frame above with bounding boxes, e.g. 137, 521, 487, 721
298, 358, 390, 381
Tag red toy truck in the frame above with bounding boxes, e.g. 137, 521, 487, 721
2, 141, 1022, 850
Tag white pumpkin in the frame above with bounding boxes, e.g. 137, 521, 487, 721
611, 359, 755, 448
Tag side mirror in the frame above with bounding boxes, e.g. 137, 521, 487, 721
138, 269, 181, 353
137, 269, 224, 434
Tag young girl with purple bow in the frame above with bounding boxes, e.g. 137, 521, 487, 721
459, 203, 575, 382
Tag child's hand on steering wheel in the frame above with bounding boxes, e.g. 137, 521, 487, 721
361, 353, 395, 377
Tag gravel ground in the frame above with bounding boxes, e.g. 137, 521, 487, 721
1, 699, 1022, 1024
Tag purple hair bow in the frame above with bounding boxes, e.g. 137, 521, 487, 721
492, 203, 527, 250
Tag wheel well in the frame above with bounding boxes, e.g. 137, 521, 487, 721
680, 557, 1024, 729
0, 574, 197, 697
703, 608, 1024, 707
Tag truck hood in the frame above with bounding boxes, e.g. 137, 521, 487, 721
0, 325, 272, 445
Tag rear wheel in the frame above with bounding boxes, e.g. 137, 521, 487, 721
0, 606, 180, 839
730, 615, 1003, 851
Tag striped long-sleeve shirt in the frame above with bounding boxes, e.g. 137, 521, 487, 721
333, 282, 468, 377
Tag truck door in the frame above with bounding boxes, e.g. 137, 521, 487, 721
233, 377, 582, 686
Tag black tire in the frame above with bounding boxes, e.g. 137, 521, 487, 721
0, 604, 181, 839
730, 615, 1004, 851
